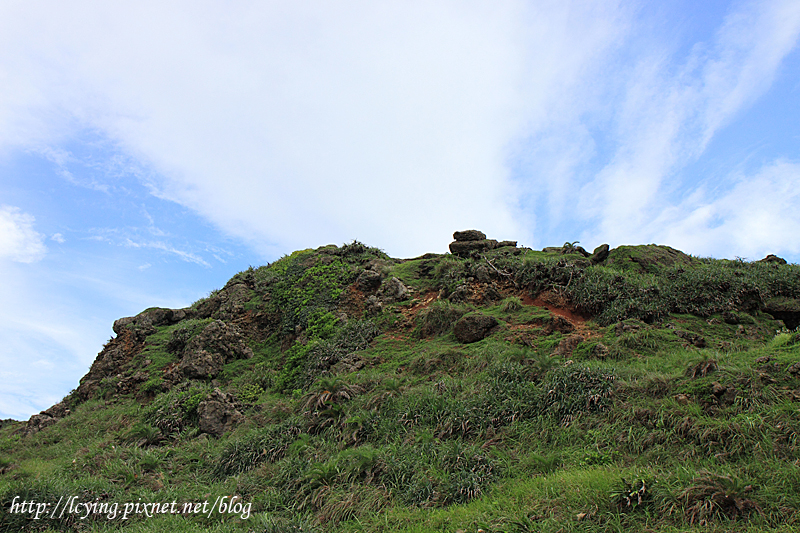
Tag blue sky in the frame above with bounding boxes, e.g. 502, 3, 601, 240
1, 0, 799, 419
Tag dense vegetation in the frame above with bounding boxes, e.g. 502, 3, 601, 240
1, 240, 799, 532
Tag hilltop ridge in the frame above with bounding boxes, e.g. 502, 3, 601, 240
2, 232, 800, 532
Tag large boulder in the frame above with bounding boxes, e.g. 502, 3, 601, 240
453, 313, 499, 343
453, 230, 486, 241
216, 283, 252, 320
378, 277, 411, 302
590, 244, 610, 265
356, 269, 383, 292
75, 328, 146, 401
449, 239, 498, 257
198, 389, 244, 437
449, 230, 516, 257
179, 320, 253, 379
758, 254, 787, 265
113, 307, 189, 335
764, 297, 800, 329
605, 245, 696, 274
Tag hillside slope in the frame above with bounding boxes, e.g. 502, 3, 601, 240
2, 234, 800, 532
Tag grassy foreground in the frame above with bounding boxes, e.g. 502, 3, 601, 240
1, 240, 799, 532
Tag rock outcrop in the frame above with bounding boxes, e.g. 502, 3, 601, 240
759, 254, 788, 265
197, 388, 244, 437
763, 297, 800, 329
377, 277, 411, 302
590, 244, 610, 265
178, 320, 253, 379
454, 313, 499, 343
448, 230, 517, 257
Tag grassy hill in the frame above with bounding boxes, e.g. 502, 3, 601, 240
2, 237, 800, 532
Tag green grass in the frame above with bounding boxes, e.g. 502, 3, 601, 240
3, 241, 800, 532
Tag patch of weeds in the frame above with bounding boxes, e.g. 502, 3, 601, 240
611, 476, 655, 512
414, 300, 470, 338
139, 376, 163, 395
142, 383, 211, 435
214, 421, 303, 478
680, 470, 761, 525
238, 383, 265, 404
381, 440, 499, 507
540, 366, 615, 423
501, 296, 523, 313
520, 452, 561, 475
118, 422, 163, 447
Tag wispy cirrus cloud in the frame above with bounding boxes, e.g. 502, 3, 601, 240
579, 0, 800, 246
122, 238, 210, 267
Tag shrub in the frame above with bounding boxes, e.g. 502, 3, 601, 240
237, 383, 265, 404
142, 383, 210, 435
414, 300, 469, 338
540, 366, 615, 422
214, 421, 303, 478
501, 296, 523, 313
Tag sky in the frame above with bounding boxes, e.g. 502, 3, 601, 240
1, 0, 800, 419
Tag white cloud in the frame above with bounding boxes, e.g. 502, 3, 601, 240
0, 205, 47, 263
0, 1, 635, 257
51, 233, 65, 243
123, 239, 210, 267
579, 0, 800, 246
656, 160, 800, 259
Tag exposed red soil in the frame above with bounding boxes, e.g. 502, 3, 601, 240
521, 291, 589, 324
398, 291, 440, 322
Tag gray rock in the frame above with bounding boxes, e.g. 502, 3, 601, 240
590, 244, 610, 265
592, 342, 609, 358
675, 330, 707, 348
473, 265, 490, 282
365, 295, 383, 315
453, 230, 486, 242
198, 389, 243, 437
179, 320, 253, 379
482, 283, 502, 303
356, 269, 383, 292
454, 313, 499, 343
113, 307, 179, 335
447, 284, 470, 303
758, 254, 787, 264
23, 414, 58, 436
216, 283, 252, 320
547, 316, 576, 334
552, 335, 585, 357
378, 277, 410, 302
449, 239, 498, 257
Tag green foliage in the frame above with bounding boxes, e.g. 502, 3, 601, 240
164, 318, 212, 354
275, 315, 380, 392
118, 422, 163, 446
142, 383, 211, 435
237, 383, 265, 404
540, 366, 616, 422
432, 254, 471, 295
611, 476, 655, 512
214, 421, 302, 477
414, 300, 469, 338
500, 296, 523, 313
267, 253, 355, 335
140, 376, 163, 395
8, 241, 800, 532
